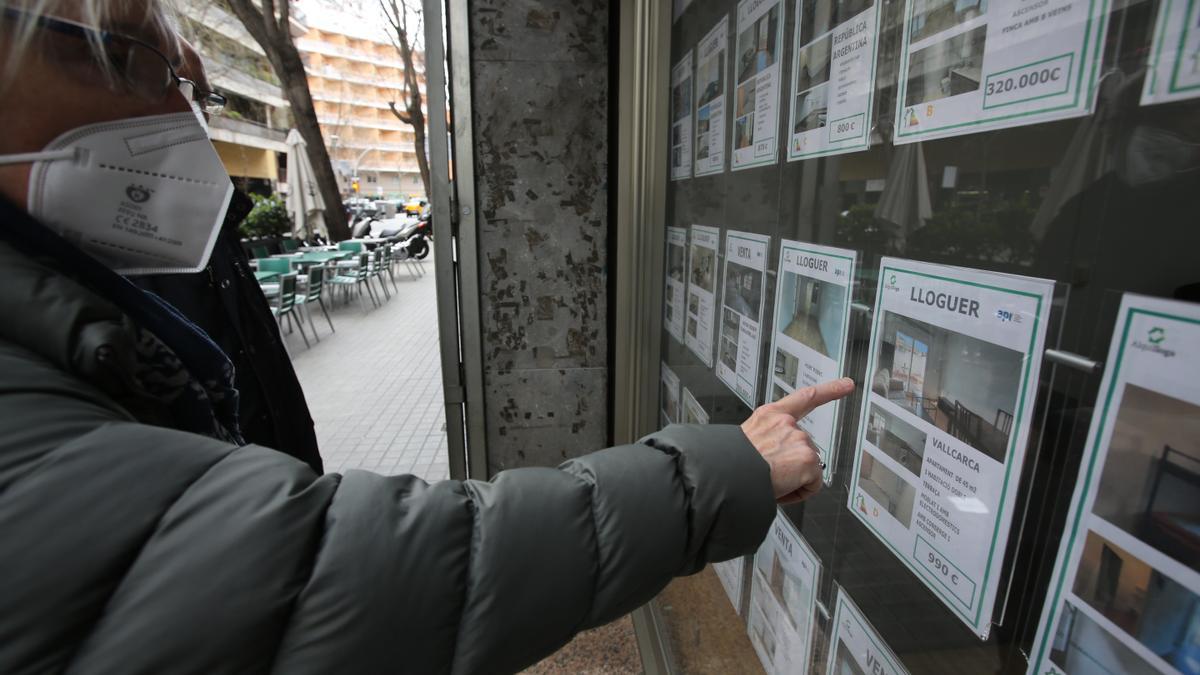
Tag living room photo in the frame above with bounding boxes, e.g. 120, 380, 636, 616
870, 311, 1023, 464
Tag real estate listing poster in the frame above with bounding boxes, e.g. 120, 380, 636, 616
661, 362, 681, 427
695, 16, 730, 176
1141, 0, 1200, 105
685, 225, 721, 366
682, 386, 709, 424
1028, 294, 1200, 675
732, 0, 785, 170
849, 258, 1052, 638
671, 53, 695, 181
716, 231, 770, 407
827, 588, 909, 675
665, 227, 688, 342
748, 514, 822, 675
892, 0, 1110, 144
786, 0, 882, 160
714, 555, 745, 612
767, 241, 856, 485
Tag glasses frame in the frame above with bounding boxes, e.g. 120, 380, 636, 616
2, 7, 226, 115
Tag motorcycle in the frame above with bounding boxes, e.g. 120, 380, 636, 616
379, 215, 431, 260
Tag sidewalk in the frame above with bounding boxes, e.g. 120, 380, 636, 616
288, 257, 449, 481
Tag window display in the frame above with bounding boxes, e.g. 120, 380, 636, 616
849, 258, 1053, 638
716, 231, 770, 405
893, 0, 1110, 142
786, 0, 882, 160
685, 225, 721, 366
1141, 0, 1200, 105
665, 227, 688, 342
662, 363, 682, 425
672, 53, 696, 181
1029, 295, 1200, 675
827, 588, 908, 675
682, 386, 710, 424
733, 0, 786, 169
766, 241, 856, 484
695, 15, 731, 176
749, 514, 823, 674
656, 0, 1200, 669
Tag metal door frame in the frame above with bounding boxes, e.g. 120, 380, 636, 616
423, 0, 488, 481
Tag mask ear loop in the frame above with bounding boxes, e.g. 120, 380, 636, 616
0, 148, 80, 166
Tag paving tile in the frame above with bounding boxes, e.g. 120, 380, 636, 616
289, 258, 450, 483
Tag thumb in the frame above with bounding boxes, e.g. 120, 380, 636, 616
772, 377, 855, 420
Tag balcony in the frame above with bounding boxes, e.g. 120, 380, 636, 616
209, 115, 289, 153
295, 37, 425, 74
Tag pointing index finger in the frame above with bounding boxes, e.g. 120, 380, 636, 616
773, 377, 855, 419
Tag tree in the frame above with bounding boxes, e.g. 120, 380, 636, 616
223, 0, 350, 240
380, 0, 430, 200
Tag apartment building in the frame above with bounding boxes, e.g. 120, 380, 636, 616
177, 0, 296, 194
296, 0, 427, 200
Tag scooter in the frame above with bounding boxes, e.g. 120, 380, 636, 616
379, 216, 430, 260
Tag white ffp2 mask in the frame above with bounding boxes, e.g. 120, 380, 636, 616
0, 112, 233, 275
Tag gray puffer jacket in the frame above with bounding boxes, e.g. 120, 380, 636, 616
0, 236, 775, 674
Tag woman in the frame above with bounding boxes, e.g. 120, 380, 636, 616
0, 2, 851, 673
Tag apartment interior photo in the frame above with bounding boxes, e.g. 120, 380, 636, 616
870, 311, 1022, 464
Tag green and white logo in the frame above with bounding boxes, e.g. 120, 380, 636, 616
1148, 326, 1165, 344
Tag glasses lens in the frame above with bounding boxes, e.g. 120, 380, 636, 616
203, 93, 226, 116
120, 41, 173, 100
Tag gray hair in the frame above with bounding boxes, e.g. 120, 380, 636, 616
1, 0, 179, 84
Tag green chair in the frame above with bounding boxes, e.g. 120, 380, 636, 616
250, 244, 270, 259
329, 252, 378, 311
367, 248, 391, 301
337, 240, 364, 253
281, 238, 300, 253
296, 265, 335, 339
380, 244, 400, 291
269, 273, 309, 348
257, 257, 292, 275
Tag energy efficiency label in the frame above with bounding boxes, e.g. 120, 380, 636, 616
685, 225, 721, 366
660, 363, 681, 426
665, 227, 688, 342
716, 231, 770, 407
786, 0, 882, 160
849, 258, 1053, 638
827, 588, 909, 675
1028, 294, 1200, 675
733, 0, 786, 170
892, 0, 1110, 143
767, 241, 856, 484
1141, 0, 1200, 104
748, 514, 822, 675
671, 53, 695, 181
695, 15, 730, 176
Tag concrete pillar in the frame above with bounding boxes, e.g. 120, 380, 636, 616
467, 0, 612, 474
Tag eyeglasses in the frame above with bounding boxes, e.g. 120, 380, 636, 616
2, 8, 226, 116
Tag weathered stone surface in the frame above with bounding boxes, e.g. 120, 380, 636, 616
484, 367, 608, 474
470, 0, 608, 63
469, 1, 610, 473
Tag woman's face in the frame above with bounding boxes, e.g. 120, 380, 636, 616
0, 2, 193, 209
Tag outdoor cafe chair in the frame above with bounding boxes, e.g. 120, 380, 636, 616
296, 264, 335, 340
380, 245, 400, 292
329, 252, 378, 312
250, 244, 270, 259
367, 249, 391, 301
257, 257, 293, 276
269, 272, 309, 349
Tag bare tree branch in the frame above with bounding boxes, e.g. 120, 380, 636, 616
379, 0, 430, 199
